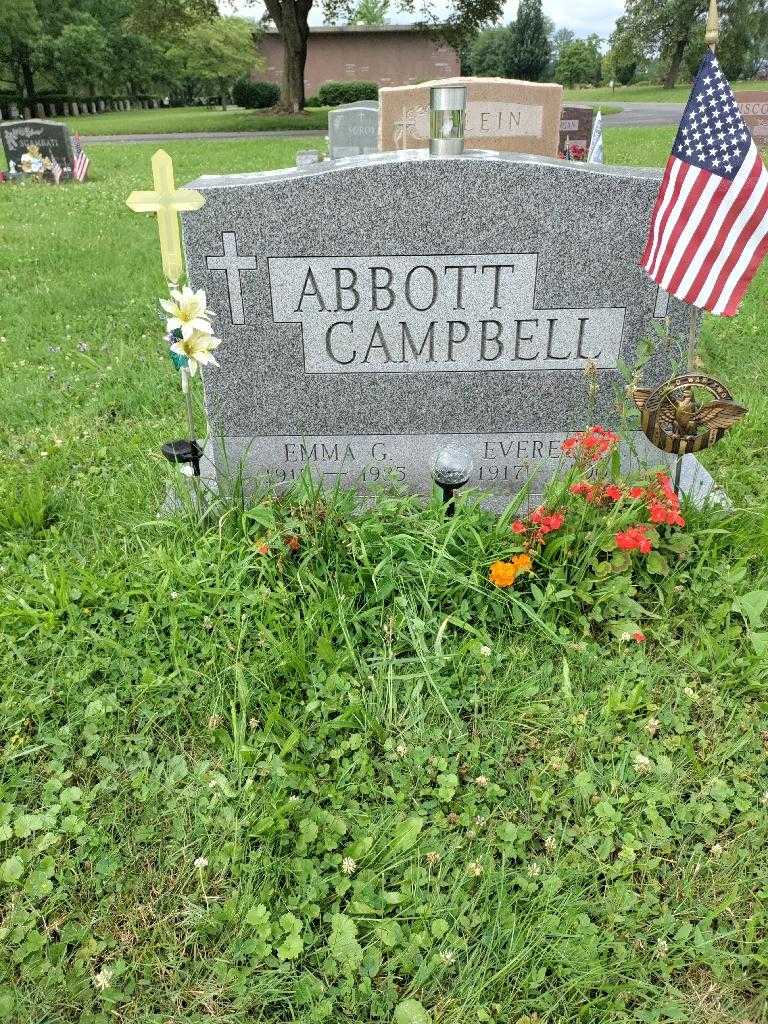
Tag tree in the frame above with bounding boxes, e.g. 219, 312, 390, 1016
466, 24, 511, 76
257, 0, 505, 113
506, 0, 550, 80
550, 26, 575, 64
615, 0, 768, 89
169, 16, 258, 108
47, 15, 108, 95
554, 35, 603, 86
0, 0, 42, 97
606, 19, 642, 84
0, 0, 220, 101
348, 0, 388, 24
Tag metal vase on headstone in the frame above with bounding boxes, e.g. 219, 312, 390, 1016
429, 86, 466, 156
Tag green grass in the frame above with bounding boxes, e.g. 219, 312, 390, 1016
1, 134, 768, 1024
564, 78, 768, 104
62, 105, 329, 136
64, 103, 625, 139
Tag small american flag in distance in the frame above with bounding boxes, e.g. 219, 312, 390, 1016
641, 50, 768, 316
72, 132, 90, 183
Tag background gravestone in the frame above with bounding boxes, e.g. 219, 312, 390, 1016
0, 119, 75, 174
180, 151, 712, 505
559, 105, 594, 159
328, 103, 379, 158
735, 92, 768, 146
379, 77, 562, 156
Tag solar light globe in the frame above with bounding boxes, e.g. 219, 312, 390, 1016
431, 444, 474, 488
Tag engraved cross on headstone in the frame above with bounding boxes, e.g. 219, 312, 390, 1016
206, 232, 257, 325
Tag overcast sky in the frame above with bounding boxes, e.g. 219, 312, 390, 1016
225, 0, 624, 40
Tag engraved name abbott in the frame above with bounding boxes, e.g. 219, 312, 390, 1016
268, 254, 626, 374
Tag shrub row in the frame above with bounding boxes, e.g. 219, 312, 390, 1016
231, 79, 280, 109
315, 80, 378, 106
229, 78, 379, 111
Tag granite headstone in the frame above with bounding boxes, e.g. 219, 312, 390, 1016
0, 119, 75, 175
180, 150, 712, 505
735, 92, 768, 145
328, 103, 379, 158
559, 104, 594, 160
379, 77, 562, 157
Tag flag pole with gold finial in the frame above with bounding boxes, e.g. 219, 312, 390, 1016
685, 0, 719, 373
705, 0, 719, 51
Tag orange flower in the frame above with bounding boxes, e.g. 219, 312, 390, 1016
489, 554, 533, 588
256, 542, 269, 555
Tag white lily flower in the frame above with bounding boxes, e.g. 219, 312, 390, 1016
170, 329, 221, 376
161, 286, 215, 339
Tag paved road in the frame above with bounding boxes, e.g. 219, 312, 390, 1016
603, 101, 684, 126
80, 102, 684, 144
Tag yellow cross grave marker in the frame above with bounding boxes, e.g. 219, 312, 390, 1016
126, 149, 205, 284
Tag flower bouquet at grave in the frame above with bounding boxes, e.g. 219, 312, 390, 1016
157, 283, 222, 489
487, 425, 694, 642
160, 283, 221, 378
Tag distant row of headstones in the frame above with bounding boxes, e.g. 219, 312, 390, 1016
0, 97, 161, 121
325, 77, 768, 161
324, 80, 596, 162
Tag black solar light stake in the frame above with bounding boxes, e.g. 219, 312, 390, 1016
431, 444, 474, 517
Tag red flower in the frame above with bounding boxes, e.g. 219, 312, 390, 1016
648, 500, 668, 524
530, 507, 565, 535
256, 542, 270, 555
511, 520, 527, 534
632, 631, 646, 643
629, 486, 645, 500
569, 481, 594, 498
562, 426, 620, 464
604, 484, 623, 502
285, 535, 301, 552
615, 525, 653, 554
657, 473, 677, 502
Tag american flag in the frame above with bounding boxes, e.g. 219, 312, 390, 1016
50, 155, 62, 185
72, 132, 90, 183
641, 50, 768, 316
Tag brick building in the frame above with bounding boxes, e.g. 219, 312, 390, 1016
258, 25, 460, 99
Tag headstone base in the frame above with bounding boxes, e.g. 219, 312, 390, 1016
160, 433, 726, 514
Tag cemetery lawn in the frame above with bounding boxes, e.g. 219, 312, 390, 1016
62, 104, 620, 139
1, 134, 767, 1024
61, 105, 330, 136
563, 78, 768, 104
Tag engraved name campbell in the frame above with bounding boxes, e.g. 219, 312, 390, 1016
268, 253, 626, 374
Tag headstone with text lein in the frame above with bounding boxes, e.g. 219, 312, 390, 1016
379, 77, 562, 156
